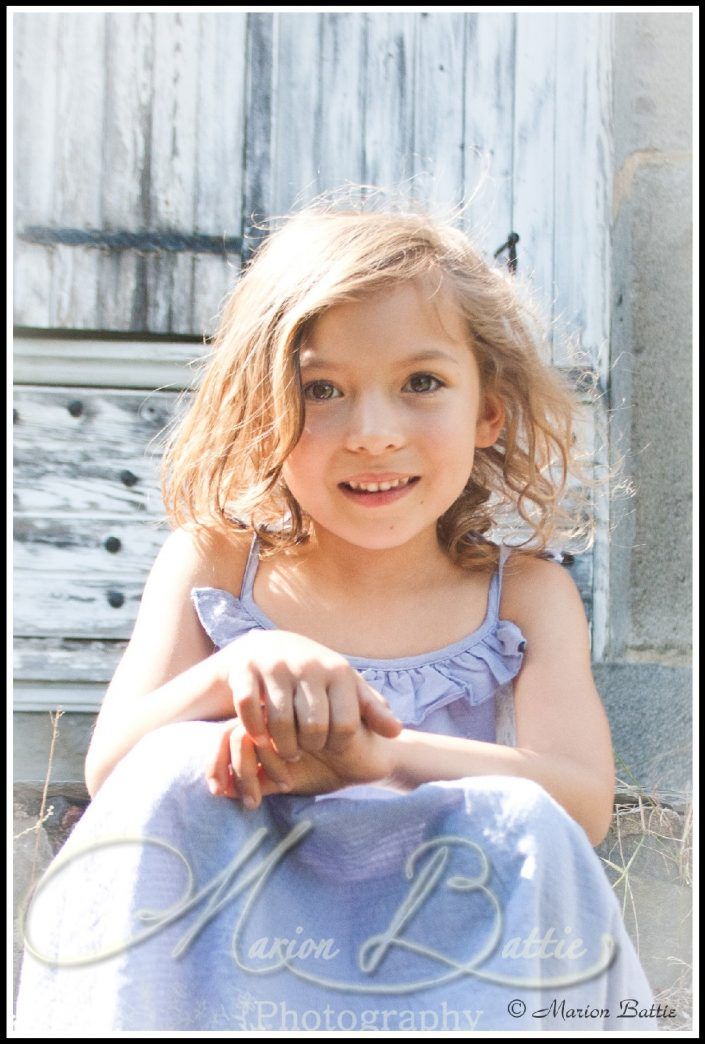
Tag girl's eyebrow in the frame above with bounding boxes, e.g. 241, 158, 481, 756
299, 348, 461, 370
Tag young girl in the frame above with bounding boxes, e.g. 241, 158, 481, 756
16, 194, 658, 1032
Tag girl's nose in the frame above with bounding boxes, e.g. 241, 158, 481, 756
343, 391, 407, 454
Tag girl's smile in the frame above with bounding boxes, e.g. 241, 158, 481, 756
338, 474, 421, 506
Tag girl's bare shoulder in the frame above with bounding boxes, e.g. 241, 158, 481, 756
499, 551, 585, 635
169, 525, 254, 593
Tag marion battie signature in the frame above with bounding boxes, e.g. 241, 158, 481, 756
21, 819, 617, 995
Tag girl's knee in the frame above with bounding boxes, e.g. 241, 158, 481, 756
130, 720, 214, 759
467, 775, 574, 832
106, 721, 219, 798
469, 774, 549, 804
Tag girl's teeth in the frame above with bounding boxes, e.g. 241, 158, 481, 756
347, 477, 412, 492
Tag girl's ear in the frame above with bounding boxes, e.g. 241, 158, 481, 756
475, 392, 505, 448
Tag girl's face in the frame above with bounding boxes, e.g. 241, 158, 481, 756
282, 277, 504, 553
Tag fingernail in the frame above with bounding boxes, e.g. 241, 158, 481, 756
243, 796, 256, 810
284, 753, 301, 763
254, 735, 270, 747
277, 781, 292, 792
207, 780, 219, 796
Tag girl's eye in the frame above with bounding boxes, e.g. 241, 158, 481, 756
406, 373, 444, 394
302, 380, 340, 401
302, 373, 444, 401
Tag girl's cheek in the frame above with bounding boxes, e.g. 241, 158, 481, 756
301, 414, 345, 439
300, 417, 350, 446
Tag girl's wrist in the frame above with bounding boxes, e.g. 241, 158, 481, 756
377, 728, 415, 793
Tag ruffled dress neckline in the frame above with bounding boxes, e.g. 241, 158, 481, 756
191, 535, 528, 730
235, 541, 518, 669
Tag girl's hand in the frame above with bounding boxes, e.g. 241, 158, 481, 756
206, 717, 295, 804
279, 715, 397, 799
206, 714, 397, 810
215, 629, 403, 763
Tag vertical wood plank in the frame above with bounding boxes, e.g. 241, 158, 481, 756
149, 12, 200, 232
593, 14, 614, 384
272, 13, 322, 215
98, 12, 154, 332
52, 12, 107, 329
363, 13, 417, 193
13, 244, 53, 331
590, 14, 616, 661
53, 12, 106, 229
316, 14, 366, 195
13, 13, 61, 227
192, 13, 247, 236
13, 13, 60, 328
191, 13, 246, 335
591, 396, 611, 660
590, 15, 615, 659
242, 12, 275, 264
147, 12, 200, 333
413, 11, 466, 216
101, 13, 155, 230
192, 256, 241, 339
51, 246, 97, 329
512, 12, 557, 336
101, 249, 146, 333
144, 252, 175, 333
553, 13, 613, 658
461, 12, 515, 265
553, 12, 612, 373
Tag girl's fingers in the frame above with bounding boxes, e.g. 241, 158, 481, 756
228, 661, 271, 747
357, 678, 404, 737
205, 720, 239, 796
324, 671, 361, 754
293, 678, 330, 754
224, 764, 239, 800
262, 670, 299, 762
255, 742, 293, 792
230, 727, 262, 809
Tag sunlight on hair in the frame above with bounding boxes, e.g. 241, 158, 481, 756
159, 184, 627, 570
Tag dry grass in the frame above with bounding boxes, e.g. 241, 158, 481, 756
12, 709, 64, 893
651, 960, 694, 1033
598, 767, 693, 1032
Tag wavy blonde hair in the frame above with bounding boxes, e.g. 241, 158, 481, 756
161, 189, 598, 571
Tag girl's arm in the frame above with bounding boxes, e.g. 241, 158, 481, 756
85, 528, 251, 798
86, 527, 400, 798
382, 557, 616, 847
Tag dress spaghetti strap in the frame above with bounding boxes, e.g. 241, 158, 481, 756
239, 533, 260, 600
485, 544, 513, 622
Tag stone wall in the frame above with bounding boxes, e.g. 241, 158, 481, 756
601, 11, 692, 796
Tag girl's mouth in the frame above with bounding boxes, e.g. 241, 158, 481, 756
338, 476, 420, 507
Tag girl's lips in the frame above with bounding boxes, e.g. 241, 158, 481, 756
338, 476, 420, 507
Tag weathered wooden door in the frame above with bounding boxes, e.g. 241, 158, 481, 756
13, 11, 613, 711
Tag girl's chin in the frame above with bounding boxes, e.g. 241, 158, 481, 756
312, 521, 439, 551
